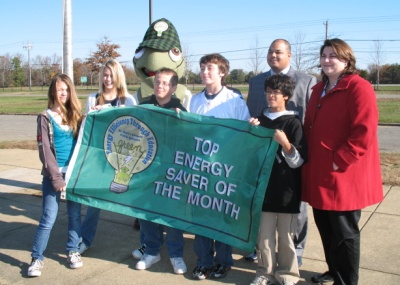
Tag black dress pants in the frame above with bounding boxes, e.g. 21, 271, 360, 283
313, 208, 361, 285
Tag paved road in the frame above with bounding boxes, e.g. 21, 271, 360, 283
378, 125, 400, 152
0, 115, 38, 141
0, 115, 399, 152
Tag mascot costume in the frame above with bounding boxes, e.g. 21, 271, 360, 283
133, 18, 191, 108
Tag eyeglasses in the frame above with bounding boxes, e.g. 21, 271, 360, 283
264, 90, 284, 96
154, 81, 172, 87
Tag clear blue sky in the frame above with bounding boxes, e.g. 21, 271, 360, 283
1, 0, 399, 72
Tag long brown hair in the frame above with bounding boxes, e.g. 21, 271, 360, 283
96, 59, 128, 105
47, 73, 83, 137
320, 38, 358, 83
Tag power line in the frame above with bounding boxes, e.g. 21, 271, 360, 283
179, 15, 400, 38
187, 39, 400, 58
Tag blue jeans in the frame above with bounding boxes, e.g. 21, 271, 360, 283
194, 235, 233, 267
31, 176, 81, 261
66, 200, 82, 254
136, 219, 147, 245
294, 201, 308, 260
140, 219, 184, 257
80, 206, 101, 247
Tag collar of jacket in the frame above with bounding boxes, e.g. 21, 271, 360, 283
314, 73, 356, 95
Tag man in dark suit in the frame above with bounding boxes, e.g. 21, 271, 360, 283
247, 39, 316, 121
246, 38, 318, 274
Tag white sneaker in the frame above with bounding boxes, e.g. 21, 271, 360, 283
67, 251, 83, 269
170, 257, 187, 274
132, 244, 146, 259
250, 275, 274, 285
27, 259, 44, 277
135, 254, 161, 270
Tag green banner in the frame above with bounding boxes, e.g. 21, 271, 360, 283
66, 105, 278, 251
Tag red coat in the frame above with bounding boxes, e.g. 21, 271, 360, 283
302, 74, 383, 211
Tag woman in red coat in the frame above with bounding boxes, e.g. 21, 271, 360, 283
302, 38, 383, 285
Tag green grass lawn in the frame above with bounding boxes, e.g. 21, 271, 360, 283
1, 85, 400, 123
0, 95, 88, 114
378, 98, 400, 123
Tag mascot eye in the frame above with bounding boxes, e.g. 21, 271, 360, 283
169, 48, 182, 62
134, 47, 146, 59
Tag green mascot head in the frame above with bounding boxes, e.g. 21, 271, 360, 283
133, 18, 190, 106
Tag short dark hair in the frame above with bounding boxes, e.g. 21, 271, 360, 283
270, 39, 291, 53
155, 68, 179, 86
264, 74, 295, 104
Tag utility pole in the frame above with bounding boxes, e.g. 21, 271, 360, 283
149, 0, 152, 26
63, 0, 73, 81
23, 42, 32, 91
323, 20, 328, 40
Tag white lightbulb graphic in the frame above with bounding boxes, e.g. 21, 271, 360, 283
104, 116, 157, 193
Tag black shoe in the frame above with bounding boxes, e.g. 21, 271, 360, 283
311, 271, 334, 283
209, 264, 231, 279
192, 265, 214, 280
133, 218, 140, 230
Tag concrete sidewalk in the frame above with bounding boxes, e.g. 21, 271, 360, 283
0, 149, 399, 285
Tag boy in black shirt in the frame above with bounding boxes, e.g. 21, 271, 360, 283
249, 74, 307, 285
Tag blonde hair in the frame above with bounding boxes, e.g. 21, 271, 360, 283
47, 73, 83, 137
97, 59, 128, 105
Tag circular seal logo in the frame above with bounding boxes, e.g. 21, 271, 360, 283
104, 116, 157, 193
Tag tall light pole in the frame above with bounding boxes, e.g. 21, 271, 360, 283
63, 0, 73, 81
23, 42, 32, 91
149, 0, 152, 26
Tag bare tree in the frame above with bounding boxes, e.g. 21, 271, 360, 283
182, 43, 193, 85
291, 31, 306, 71
28, 54, 62, 86
370, 40, 385, 90
0, 54, 13, 87
73, 58, 86, 85
123, 65, 140, 85
247, 36, 265, 75
32, 55, 43, 85
290, 30, 319, 72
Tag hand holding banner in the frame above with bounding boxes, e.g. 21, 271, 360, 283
66, 105, 277, 251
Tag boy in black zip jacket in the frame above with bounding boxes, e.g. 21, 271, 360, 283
249, 74, 307, 285
132, 68, 187, 275
140, 68, 187, 111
